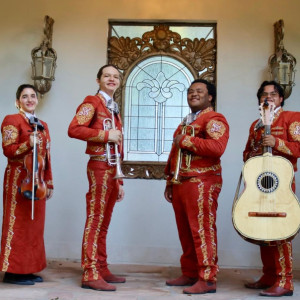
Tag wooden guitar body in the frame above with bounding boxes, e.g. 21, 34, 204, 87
232, 152, 300, 244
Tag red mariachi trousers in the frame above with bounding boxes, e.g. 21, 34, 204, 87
258, 181, 295, 291
81, 159, 119, 282
171, 174, 222, 282
260, 242, 293, 290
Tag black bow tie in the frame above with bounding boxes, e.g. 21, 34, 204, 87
106, 99, 119, 114
29, 116, 44, 131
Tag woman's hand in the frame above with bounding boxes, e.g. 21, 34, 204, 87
29, 132, 42, 147
46, 188, 53, 200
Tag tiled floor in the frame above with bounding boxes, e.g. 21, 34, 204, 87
0, 260, 299, 300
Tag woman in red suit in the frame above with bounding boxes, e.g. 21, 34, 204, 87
68, 65, 125, 292
0, 84, 53, 285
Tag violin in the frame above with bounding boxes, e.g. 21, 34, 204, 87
20, 116, 47, 219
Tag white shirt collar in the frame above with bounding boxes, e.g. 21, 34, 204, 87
274, 106, 281, 113
20, 109, 36, 120
99, 91, 111, 104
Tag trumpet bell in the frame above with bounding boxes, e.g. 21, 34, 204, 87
114, 163, 126, 179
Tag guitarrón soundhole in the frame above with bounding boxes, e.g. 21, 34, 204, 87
257, 172, 279, 193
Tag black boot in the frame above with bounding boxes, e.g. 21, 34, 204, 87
3, 272, 35, 285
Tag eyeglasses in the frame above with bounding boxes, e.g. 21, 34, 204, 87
261, 92, 278, 98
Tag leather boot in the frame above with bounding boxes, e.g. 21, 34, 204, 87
24, 274, 43, 283
260, 285, 293, 297
183, 280, 216, 294
245, 279, 272, 289
3, 273, 35, 285
101, 269, 126, 283
166, 275, 198, 286
81, 278, 116, 291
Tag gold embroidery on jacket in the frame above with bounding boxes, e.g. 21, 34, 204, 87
272, 126, 284, 136
207, 120, 226, 139
76, 103, 95, 125
88, 131, 106, 142
88, 145, 105, 153
15, 142, 29, 156
46, 180, 53, 186
277, 138, 292, 155
181, 136, 193, 148
2, 125, 18, 146
182, 164, 221, 175
289, 122, 300, 142
98, 111, 107, 119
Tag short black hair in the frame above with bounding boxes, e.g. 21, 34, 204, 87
16, 84, 38, 100
256, 80, 285, 107
189, 79, 216, 106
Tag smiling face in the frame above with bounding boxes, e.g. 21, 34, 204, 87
96, 66, 120, 97
259, 84, 283, 108
16, 88, 38, 114
187, 82, 213, 113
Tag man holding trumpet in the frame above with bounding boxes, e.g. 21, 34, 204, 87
164, 79, 229, 294
68, 64, 125, 292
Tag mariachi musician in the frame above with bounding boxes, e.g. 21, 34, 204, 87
68, 64, 125, 292
243, 81, 300, 297
0, 84, 53, 285
164, 79, 229, 294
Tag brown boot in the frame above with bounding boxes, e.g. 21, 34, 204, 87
101, 269, 126, 283
81, 278, 116, 291
166, 275, 198, 286
183, 280, 216, 294
245, 279, 272, 289
259, 285, 293, 297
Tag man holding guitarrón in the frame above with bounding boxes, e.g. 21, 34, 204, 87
243, 81, 300, 297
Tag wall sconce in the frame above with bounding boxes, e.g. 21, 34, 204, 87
268, 20, 296, 99
31, 16, 57, 97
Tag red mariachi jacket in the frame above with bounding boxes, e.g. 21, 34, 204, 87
243, 109, 300, 172
165, 107, 229, 183
1, 112, 53, 189
68, 94, 123, 158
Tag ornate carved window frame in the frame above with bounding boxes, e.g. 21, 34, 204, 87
107, 21, 217, 179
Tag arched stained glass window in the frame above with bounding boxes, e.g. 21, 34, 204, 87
108, 22, 217, 179
124, 56, 194, 162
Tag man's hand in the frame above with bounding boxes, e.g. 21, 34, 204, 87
173, 134, 184, 148
262, 135, 276, 148
164, 185, 173, 203
117, 185, 125, 202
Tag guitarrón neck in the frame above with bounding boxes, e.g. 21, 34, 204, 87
264, 125, 272, 154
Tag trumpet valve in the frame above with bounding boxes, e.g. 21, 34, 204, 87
170, 177, 181, 185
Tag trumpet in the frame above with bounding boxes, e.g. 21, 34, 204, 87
170, 125, 194, 184
103, 112, 125, 179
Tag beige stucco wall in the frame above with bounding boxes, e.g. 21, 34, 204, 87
0, 0, 299, 269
